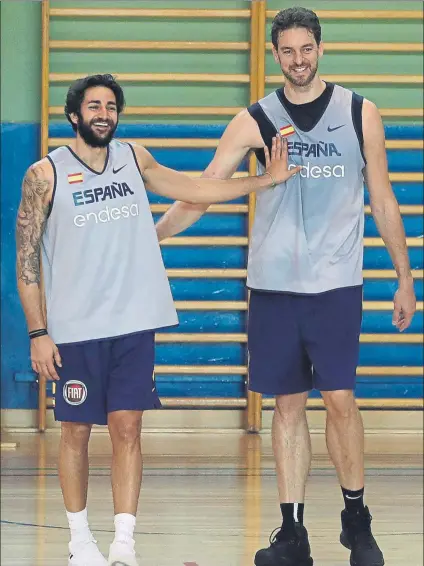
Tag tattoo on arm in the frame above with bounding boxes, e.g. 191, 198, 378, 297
16, 166, 50, 286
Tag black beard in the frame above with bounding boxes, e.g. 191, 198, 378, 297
76, 114, 117, 148
282, 64, 318, 88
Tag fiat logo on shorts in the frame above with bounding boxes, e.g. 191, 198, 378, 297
63, 380, 87, 406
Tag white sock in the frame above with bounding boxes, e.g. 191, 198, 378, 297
66, 508, 92, 546
114, 513, 136, 546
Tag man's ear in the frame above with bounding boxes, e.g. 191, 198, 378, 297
70, 112, 79, 127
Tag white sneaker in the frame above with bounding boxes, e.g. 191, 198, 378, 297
108, 540, 140, 566
68, 537, 108, 566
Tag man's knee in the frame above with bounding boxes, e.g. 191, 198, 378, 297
108, 411, 143, 445
61, 421, 92, 449
275, 392, 308, 423
322, 389, 358, 420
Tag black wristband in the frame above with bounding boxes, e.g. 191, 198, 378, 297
29, 329, 48, 340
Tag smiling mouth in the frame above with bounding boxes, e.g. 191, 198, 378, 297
92, 122, 111, 132
292, 66, 308, 73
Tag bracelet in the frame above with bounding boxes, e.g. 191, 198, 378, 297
29, 329, 48, 340
263, 171, 277, 188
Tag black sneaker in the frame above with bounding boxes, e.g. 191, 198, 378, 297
340, 506, 385, 566
254, 523, 314, 566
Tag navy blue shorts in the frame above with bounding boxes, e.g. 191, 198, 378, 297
247, 286, 363, 395
54, 331, 160, 425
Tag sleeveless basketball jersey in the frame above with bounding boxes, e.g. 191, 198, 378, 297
42, 140, 178, 344
247, 84, 366, 294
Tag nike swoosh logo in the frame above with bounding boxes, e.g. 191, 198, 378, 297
327, 124, 346, 132
113, 165, 127, 174
345, 494, 363, 499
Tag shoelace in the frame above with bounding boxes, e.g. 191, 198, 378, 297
269, 527, 282, 545
269, 527, 298, 545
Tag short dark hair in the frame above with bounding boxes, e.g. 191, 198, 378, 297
271, 7, 321, 49
64, 74, 125, 131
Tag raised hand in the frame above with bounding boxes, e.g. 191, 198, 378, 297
264, 135, 301, 185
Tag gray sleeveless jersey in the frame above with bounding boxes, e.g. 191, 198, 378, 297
42, 140, 178, 344
247, 84, 366, 294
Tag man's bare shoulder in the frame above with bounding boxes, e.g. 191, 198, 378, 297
219, 108, 264, 149
230, 108, 263, 131
130, 143, 148, 158
232, 108, 255, 124
22, 157, 55, 204
23, 158, 55, 198
362, 98, 385, 140
362, 99, 381, 123
130, 143, 157, 174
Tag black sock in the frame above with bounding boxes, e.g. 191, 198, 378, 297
342, 486, 365, 513
280, 503, 305, 534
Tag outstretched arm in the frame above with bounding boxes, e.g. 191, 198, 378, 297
135, 131, 298, 221
363, 99, 416, 331
16, 160, 62, 379
154, 109, 267, 241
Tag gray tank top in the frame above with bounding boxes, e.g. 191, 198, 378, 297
247, 84, 366, 294
42, 140, 178, 344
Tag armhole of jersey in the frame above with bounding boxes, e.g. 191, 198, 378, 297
247, 102, 278, 167
46, 155, 57, 219
351, 93, 366, 165
127, 143, 144, 180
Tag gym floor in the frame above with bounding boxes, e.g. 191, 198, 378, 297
1, 430, 423, 566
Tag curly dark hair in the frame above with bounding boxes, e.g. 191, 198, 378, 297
271, 7, 321, 49
64, 74, 126, 132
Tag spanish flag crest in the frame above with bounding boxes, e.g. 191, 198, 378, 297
280, 124, 295, 138
68, 172, 84, 185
